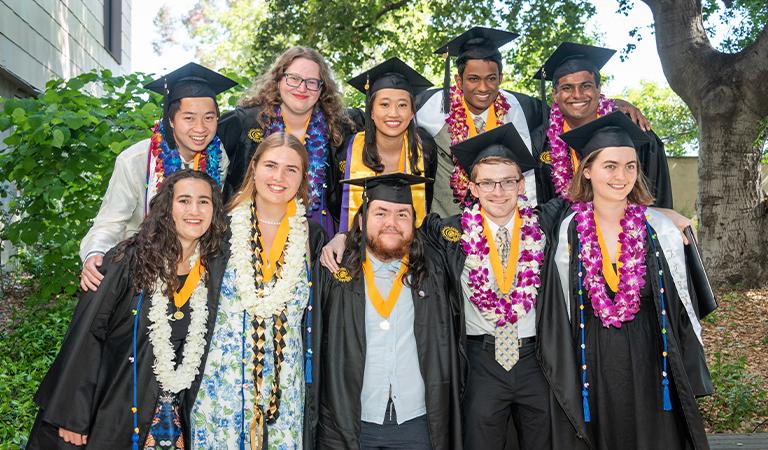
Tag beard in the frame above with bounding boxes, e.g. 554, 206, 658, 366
366, 230, 412, 261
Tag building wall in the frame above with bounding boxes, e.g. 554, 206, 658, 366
0, 0, 132, 92
667, 156, 768, 218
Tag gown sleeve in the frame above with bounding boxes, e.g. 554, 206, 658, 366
33, 249, 133, 434
417, 127, 438, 212
640, 131, 673, 209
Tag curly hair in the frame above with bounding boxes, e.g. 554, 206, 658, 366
113, 170, 227, 298
362, 90, 424, 175
240, 46, 352, 147
228, 132, 310, 211
341, 207, 427, 292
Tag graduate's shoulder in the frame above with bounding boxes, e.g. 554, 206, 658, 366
115, 138, 151, 164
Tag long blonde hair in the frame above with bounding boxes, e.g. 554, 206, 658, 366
568, 147, 655, 205
240, 46, 350, 147
228, 132, 310, 210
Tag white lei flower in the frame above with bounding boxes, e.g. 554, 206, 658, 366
461, 199, 546, 323
229, 198, 308, 317
147, 247, 209, 393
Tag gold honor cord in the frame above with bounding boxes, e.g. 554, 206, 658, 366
258, 200, 297, 283
594, 218, 623, 293
480, 209, 522, 294
362, 255, 410, 330
461, 97, 498, 138
172, 258, 205, 320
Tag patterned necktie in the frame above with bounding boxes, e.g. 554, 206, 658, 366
494, 226, 519, 371
474, 115, 486, 133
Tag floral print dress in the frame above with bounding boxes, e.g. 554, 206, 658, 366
190, 265, 309, 449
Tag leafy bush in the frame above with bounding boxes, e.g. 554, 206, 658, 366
0, 296, 76, 448
0, 70, 162, 302
700, 352, 768, 432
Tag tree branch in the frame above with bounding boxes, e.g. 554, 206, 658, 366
735, 24, 768, 117
353, 0, 412, 32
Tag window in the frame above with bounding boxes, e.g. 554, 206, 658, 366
103, 0, 122, 63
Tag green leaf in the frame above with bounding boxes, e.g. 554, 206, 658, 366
51, 129, 65, 148
11, 107, 25, 122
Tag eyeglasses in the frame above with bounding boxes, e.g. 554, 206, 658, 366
474, 179, 519, 192
283, 73, 324, 91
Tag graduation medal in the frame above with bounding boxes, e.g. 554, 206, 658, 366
362, 255, 410, 330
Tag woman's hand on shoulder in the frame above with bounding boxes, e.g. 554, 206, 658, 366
653, 207, 693, 244
320, 233, 347, 273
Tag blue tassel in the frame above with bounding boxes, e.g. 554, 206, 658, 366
131, 432, 139, 450
582, 389, 591, 422
662, 378, 672, 411
305, 351, 313, 384
239, 432, 246, 450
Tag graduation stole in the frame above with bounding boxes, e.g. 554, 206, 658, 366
339, 131, 426, 232
545, 95, 616, 200
362, 255, 410, 330
446, 85, 510, 207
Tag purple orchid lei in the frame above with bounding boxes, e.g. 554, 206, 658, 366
546, 95, 616, 200
267, 105, 329, 212
573, 201, 648, 328
460, 197, 545, 326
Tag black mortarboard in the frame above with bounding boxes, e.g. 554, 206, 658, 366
435, 27, 518, 112
559, 111, 650, 160
533, 43, 615, 123
144, 62, 238, 105
451, 123, 537, 176
533, 42, 615, 83
348, 57, 433, 97
341, 173, 432, 261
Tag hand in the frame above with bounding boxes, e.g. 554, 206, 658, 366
656, 208, 694, 244
59, 427, 87, 446
320, 233, 348, 273
80, 254, 104, 291
614, 99, 652, 132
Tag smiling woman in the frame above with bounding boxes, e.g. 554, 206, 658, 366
26, 170, 229, 449
190, 132, 328, 448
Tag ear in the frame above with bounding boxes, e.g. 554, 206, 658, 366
583, 167, 591, 180
357, 214, 363, 230
454, 73, 462, 90
468, 181, 479, 199
517, 176, 526, 195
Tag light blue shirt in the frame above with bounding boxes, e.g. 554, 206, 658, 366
361, 253, 427, 425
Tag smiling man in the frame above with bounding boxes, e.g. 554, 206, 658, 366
533, 42, 673, 207
314, 173, 464, 450
79, 63, 236, 291
420, 123, 591, 450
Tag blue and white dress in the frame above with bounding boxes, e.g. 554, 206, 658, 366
190, 265, 309, 449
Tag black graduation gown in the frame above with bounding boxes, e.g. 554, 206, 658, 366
326, 127, 438, 231
26, 240, 230, 449
529, 120, 674, 208
217, 105, 364, 203
420, 203, 593, 450
541, 209, 712, 450
313, 241, 465, 450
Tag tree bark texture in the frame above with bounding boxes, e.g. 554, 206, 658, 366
642, 0, 768, 287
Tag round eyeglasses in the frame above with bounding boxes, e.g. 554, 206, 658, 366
283, 73, 324, 91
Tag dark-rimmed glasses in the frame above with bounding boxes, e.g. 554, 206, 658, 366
474, 179, 520, 192
283, 73, 324, 91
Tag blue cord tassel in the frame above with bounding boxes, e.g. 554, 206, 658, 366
131, 291, 144, 450
305, 350, 313, 384
662, 378, 672, 411
304, 259, 313, 385
582, 389, 591, 423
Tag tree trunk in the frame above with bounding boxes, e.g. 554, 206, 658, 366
642, 0, 768, 287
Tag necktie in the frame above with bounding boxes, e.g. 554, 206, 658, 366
474, 115, 486, 133
494, 226, 519, 371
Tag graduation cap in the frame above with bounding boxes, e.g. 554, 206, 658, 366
533, 43, 615, 123
144, 62, 238, 106
348, 57, 433, 97
341, 173, 432, 261
559, 111, 650, 160
451, 122, 537, 177
435, 27, 519, 112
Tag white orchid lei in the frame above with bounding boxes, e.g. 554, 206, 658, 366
229, 198, 308, 317
460, 197, 546, 326
146, 248, 209, 394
